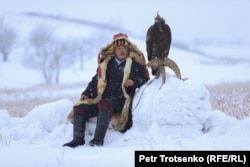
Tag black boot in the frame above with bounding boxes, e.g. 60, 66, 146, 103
89, 110, 111, 146
63, 114, 85, 148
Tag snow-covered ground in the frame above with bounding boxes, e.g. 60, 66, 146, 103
0, 0, 250, 167
1, 76, 250, 167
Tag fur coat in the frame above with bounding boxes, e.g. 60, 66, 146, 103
67, 40, 149, 131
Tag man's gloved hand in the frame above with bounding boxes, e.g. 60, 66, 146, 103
80, 94, 88, 101
125, 79, 134, 87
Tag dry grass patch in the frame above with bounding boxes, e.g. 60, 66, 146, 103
0, 82, 85, 117
206, 81, 250, 120
2, 97, 62, 117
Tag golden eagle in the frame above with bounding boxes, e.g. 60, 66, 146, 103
146, 12, 171, 63
146, 12, 186, 88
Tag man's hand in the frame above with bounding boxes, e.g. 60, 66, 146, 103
125, 79, 134, 87
80, 94, 88, 101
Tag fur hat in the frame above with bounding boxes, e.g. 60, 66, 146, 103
113, 33, 128, 40
113, 33, 129, 47
99, 33, 144, 65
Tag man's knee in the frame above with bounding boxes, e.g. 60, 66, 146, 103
98, 99, 114, 113
73, 105, 86, 117
74, 104, 98, 119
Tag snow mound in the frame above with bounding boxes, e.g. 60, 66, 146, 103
203, 109, 238, 135
23, 98, 73, 132
132, 75, 211, 137
0, 109, 12, 128
0, 99, 73, 143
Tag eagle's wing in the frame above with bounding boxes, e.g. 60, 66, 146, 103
162, 23, 171, 56
146, 25, 154, 61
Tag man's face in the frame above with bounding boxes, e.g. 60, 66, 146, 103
115, 46, 129, 61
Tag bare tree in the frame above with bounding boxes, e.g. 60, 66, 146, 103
73, 31, 112, 70
24, 24, 55, 83
71, 37, 91, 70
0, 16, 18, 62
24, 24, 75, 84
49, 38, 75, 83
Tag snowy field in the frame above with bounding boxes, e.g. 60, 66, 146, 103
0, 0, 250, 167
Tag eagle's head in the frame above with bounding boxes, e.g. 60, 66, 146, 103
155, 12, 165, 24
154, 12, 165, 32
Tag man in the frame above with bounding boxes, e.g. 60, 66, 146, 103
63, 33, 149, 148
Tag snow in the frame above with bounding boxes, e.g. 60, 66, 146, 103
140, 81, 209, 136
1, 76, 250, 167
1, 0, 250, 166
23, 99, 72, 132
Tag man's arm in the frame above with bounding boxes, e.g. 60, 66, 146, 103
81, 74, 98, 99
129, 62, 149, 89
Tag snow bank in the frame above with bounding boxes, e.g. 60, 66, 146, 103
132, 75, 211, 137
203, 109, 238, 135
23, 98, 73, 132
0, 99, 73, 143
0, 109, 12, 128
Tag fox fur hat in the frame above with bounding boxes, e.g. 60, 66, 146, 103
98, 33, 146, 66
